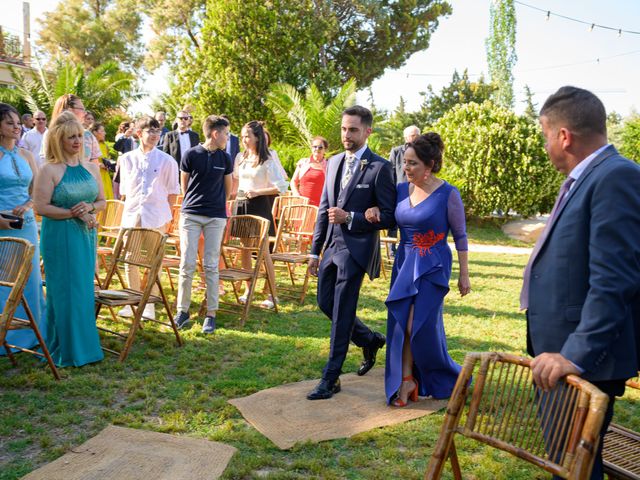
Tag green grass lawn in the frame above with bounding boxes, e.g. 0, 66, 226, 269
2, 238, 639, 479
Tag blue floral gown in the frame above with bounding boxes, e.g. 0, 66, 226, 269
41, 164, 104, 367
0, 146, 46, 354
385, 181, 468, 403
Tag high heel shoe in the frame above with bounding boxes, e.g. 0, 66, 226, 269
392, 375, 419, 407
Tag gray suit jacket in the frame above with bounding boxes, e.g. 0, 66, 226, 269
527, 146, 640, 382
388, 144, 407, 184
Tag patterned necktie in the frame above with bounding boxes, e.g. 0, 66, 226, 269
520, 176, 576, 310
341, 154, 356, 190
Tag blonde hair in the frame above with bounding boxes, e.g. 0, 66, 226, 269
51, 94, 83, 124
45, 111, 84, 164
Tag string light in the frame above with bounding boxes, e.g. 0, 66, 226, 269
515, 1, 640, 36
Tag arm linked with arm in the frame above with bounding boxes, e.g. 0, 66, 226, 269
350, 161, 396, 233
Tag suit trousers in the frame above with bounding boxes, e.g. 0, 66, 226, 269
317, 243, 376, 382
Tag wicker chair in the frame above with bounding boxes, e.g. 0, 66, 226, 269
95, 228, 182, 362
271, 195, 308, 230
161, 204, 182, 291
602, 372, 640, 479
218, 215, 274, 326
426, 352, 609, 480
270, 205, 318, 304
0, 237, 60, 379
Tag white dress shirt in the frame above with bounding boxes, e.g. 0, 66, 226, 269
235, 155, 289, 194
340, 143, 367, 188
22, 128, 46, 165
119, 147, 180, 228
178, 130, 192, 161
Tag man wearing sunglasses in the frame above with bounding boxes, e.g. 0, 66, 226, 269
21, 111, 47, 166
162, 110, 200, 167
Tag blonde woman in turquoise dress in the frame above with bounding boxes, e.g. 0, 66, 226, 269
0, 103, 45, 355
33, 111, 106, 367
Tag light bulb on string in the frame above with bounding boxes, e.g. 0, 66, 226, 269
546, 10, 550, 21
589, 23, 594, 32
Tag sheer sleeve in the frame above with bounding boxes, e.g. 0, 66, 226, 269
447, 187, 468, 251
266, 157, 289, 193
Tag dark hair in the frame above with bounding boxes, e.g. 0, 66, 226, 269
117, 121, 131, 133
21, 113, 32, 122
540, 86, 606, 138
342, 105, 373, 127
90, 122, 104, 134
0, 103, 20, 123
311, 135, 328, 149
242, 120, 270, 165
84, 110, 95, 119
203, 115, 229, 138
135, 116, 160, 131
409, 132, 445, 173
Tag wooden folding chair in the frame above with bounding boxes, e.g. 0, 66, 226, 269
218, 215, 275, 326
379, 229, 398, 279
95, 228, 182, 362
426, 352, 609, 480
162, 204, 182, 291
270, 205, 318, 304
0, 237, 60, 380
271, 195, 308, 229
602, 372, 640, 479
95, 199, 125, 287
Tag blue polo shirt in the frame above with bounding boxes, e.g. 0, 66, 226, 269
180, 145, 233, 218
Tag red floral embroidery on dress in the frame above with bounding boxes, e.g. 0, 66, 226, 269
412, 230, 445, 256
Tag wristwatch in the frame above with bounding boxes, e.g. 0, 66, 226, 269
345, 212, 353, 225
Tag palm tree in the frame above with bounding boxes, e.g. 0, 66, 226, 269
265, 79, 357, 153
4, 58, 140, 117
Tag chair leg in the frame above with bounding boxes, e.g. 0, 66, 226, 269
299, 266, 310, 305
449, 442, 462, 480
156, 279, 182, 346
4, 342, 17, 366
23, 297, 60, 380
118, 309, 143, 362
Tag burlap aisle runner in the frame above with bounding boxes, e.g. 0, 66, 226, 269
22, 425, 237, 480
229, 368, 447, 449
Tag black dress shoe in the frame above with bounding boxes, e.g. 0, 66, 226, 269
307, 378, 341, 400
357, 332, 386, 376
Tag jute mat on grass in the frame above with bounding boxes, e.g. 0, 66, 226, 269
22, 425, 237, 480
229, 368, 447, 449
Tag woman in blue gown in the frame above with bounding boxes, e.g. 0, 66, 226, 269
0, 103, 45, 355
368, 133, 471, 406
33, 111, 106, 367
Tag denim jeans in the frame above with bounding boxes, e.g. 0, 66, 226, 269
177, 213, 227, 313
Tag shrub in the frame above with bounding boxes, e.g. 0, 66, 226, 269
434, 101, 562, 217
620, 113, 640, 163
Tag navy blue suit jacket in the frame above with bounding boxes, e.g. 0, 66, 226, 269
227, 134, 240, 165
311, 147, 396, 279
527, 146, 640, 382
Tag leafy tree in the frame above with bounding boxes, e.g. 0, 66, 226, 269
620, 113, 640, 162
410, 69, 495, 127
169, 0, 451, 124
5, 60, 141, 119
486, 0, 517, 109
265, 79, 357, 153
434, 101, 562, 217
37, 0, 143, 71
522, 85, 537, 121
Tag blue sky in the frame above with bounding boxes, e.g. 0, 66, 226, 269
5, 0, 640, 117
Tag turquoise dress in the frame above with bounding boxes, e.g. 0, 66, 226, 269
0, 146, 46, 355
41, 164, 104, 367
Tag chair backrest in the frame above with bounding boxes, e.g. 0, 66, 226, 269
273, 205, 318, 253
166, 204, 182, 237
426, 352, 609, 480
0, 237, 34, 344
271, 195, 308, 224
97, 200, 125, 232
105, 228, 167, 293
222, 215, 270, 266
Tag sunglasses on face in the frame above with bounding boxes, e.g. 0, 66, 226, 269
35, 118, 46, 121
178, 116, 192, 120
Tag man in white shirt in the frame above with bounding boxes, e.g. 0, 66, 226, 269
21, 111, 47, 165
118, 116, 180, 319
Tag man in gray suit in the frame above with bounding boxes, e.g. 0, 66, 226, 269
388, 125, 420, 184
521, 86, 640, 479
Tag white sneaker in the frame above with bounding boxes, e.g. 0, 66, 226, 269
143, 304, 156, 320
118, 305, 134, 317
261, 296, 277, 309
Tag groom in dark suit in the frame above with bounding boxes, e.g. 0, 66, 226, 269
307, 106, 397, 400
521, 86, 640, 479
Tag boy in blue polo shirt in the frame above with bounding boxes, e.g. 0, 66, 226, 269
175, 115, 233, 333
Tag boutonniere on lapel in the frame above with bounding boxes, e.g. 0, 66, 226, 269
359, 159, 369, 171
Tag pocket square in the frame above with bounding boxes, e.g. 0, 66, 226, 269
355, 184, 370, 189
213, 166, 225, 170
